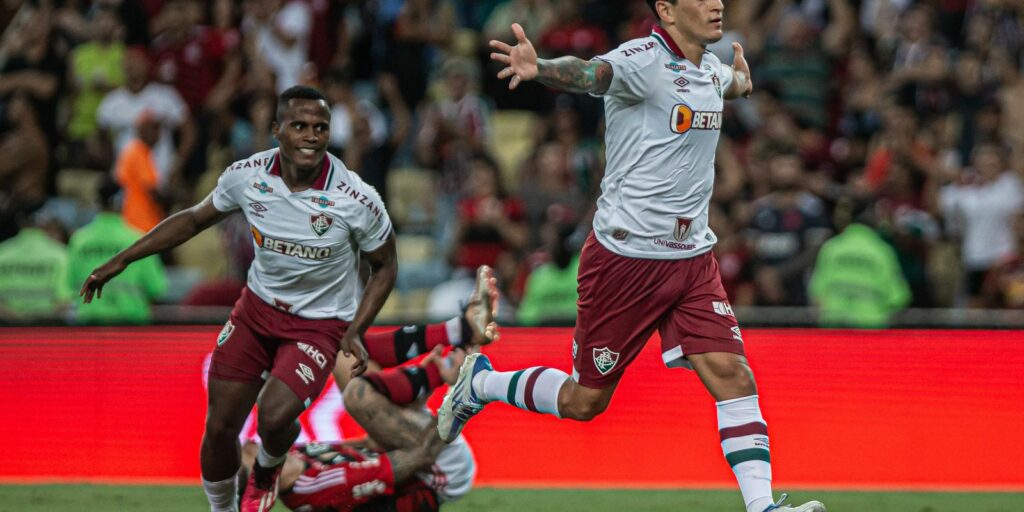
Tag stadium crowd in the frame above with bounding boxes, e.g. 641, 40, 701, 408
1, 0, 1023, 326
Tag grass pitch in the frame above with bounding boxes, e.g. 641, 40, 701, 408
0, 485, 1021, 511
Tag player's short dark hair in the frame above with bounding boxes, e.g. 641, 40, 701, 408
97, 176, 123, 211
647, 0, 677, 21
276, 85, 328, 120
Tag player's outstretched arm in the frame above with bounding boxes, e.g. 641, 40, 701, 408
490, 22, 612, 95
724, 42, 753, 100
79, 193, 230, 302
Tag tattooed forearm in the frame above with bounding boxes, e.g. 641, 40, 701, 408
537, 57, 613, 94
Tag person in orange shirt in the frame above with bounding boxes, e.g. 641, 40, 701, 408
114, 110, 165, 232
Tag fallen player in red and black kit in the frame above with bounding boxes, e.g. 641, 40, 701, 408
238, 266, 499, 511
239, 347, 473, 512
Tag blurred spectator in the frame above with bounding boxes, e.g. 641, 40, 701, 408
114, 110, 166, 233
0, 93, 48, 243
937, 144, 1024, 306
65, 7, 125, 169
66, 179, 166, 325
385, 0, 456, 109
517, 222, 579, 326
0, 2, 63, 148
747, 154, 832, 305
244, 0, 311, 94
519, 141, 583, 247
97, 47, 194, 190
326, 71, 410, 202
982, 214, 1024, 308
450, 153, 527, 286
150, 0, 238, 112
809, 200, 910, 328
538, 0, 609, 58
0, 212, 70, 322
483, 0, 554, 43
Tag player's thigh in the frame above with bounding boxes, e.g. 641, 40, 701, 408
206, 378, 262, 435
572, 233, 676, 389
208, 308, 275, 386
267, 318, 348, 411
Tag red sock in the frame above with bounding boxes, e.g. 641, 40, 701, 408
364, 321, 455, 368
361, 364, 444, 405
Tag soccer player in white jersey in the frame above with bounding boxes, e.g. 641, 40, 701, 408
438, 2, 826, 512
80, 86, 397, 512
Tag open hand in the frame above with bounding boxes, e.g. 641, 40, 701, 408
79, 259, 127, 303
489, 23, 538, 90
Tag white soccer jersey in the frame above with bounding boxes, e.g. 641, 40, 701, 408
212, 148, 393, 320
591, 25, 735, 260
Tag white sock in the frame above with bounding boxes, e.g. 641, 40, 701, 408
202, 475, 239, 512
717, 395, 774, 512
473, 367, 568, 417
256, 445, 287, 469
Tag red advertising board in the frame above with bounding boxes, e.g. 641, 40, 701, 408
0, 327, 1022, 490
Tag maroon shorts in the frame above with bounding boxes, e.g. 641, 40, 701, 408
572, 233, 745, 388
208, 287, 349, 407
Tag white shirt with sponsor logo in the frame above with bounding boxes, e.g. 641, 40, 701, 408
591, 25, 734, 259
212, 148, 392, 320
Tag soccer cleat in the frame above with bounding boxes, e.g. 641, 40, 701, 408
437, 352, 492, 442
763, 493, 826, 512
240, 463, 283, 512
465, 265, 499, 345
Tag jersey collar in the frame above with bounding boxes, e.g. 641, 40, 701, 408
651, 24, 686, 60
267, 150, 334, 191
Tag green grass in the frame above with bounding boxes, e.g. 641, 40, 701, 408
0, 485, 1021, 511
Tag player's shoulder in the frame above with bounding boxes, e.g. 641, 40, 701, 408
222, 148, 277, 179
598, 34, 662, 73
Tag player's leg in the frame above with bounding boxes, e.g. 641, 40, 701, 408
667, 252, 824, 512
201, 378, 262, 512
345, 368, 444, 451
358, 265, 498, 371
438, 234, 671, 441
203, 305, 276, 512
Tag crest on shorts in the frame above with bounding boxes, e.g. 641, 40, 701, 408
593, 347, 620, 375
310, 213, 334, 237
217, 320, 234, 346
674, 217, 693, 241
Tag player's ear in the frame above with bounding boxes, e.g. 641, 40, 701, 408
271, 120, 279, 140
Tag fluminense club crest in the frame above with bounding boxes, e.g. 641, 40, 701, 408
310, 212, 334, 237
593, 347, 620, 375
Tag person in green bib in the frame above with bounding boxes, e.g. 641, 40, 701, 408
67, 179, 166, 324
0, 213, 71, 321
809, 200, 911, 328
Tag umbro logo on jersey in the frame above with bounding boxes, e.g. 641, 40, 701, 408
670, 103, 722, 134
310, 213, 334, 237
310, 195, 335, 209
674, 76, 690, 92
253, 181, 274, 194
249, 202, 268, 218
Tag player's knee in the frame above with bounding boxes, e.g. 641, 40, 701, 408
719, 359, 756, 394
204, 415, 243, 441
256, 406, 298, 435
561, 396, 609, 421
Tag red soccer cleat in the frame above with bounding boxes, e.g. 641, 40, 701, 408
240, 463, 283, 512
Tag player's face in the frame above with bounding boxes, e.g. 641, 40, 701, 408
669, 0, 725, 45
274, 99, 331, 171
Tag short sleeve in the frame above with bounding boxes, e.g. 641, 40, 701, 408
718, 61, 735, 94
211, 167, 245, 212
350, 185, 393, 253
591, 40, 659, 104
